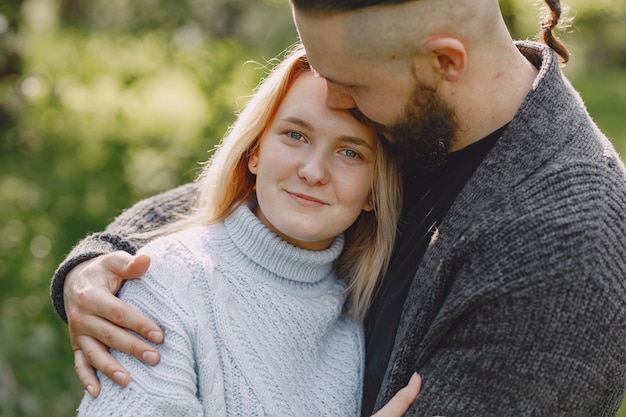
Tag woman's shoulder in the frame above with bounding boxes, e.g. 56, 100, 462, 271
119, 226, 219, 322
142, 224, 222, 261
134, 225, 219, 291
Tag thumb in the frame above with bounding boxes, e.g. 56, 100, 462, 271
99, 252, 151, 290
123, 253, 151, 277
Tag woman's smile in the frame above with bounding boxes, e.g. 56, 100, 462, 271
287, 190, 328, 206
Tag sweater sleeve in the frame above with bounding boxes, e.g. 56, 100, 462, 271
50, 183, 197, 322
77, 238, 211, 416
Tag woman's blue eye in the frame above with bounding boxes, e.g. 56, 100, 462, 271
287, 131, 304, 141
341, 149, 360, 159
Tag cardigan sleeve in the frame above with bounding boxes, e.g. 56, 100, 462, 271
392, 167, 626, 417
77, 238, 212, 416
405, 277, 625, 417
50, 183, 197, 322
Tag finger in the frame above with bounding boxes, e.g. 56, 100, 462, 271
121, 253, 151, 279
74, 314, 161, 365
69, 280, 163, 345
372, 373, 422, 417
78, 334, 131, 387
101, 252, 151, 281
92, 291, 163, 344
395, 372, 422, 407
74, 349, 101, 397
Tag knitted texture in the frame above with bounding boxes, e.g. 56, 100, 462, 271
373, 42, 626, 416
77, 203, 364, 416
53, 41, 626, 416
51, 183, 198, 322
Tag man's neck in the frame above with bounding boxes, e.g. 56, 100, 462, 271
449, 41, 539, 151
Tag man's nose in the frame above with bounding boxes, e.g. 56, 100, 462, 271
325, 82, 357, 110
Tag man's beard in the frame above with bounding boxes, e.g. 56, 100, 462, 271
351, 81, 458, 174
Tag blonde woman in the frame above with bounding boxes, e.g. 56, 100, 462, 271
76, 45, 421, 416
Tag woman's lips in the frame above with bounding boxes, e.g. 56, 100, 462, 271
287, 191, 327, 206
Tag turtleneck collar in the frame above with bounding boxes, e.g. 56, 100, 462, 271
223, 202, 345, 284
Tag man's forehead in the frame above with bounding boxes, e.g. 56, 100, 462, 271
301, 46, 363, 90
294, 4, 397, 62
294, 13, 348, 64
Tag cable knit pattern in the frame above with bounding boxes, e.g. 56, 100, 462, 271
53, 41, 626, 416
78, 203, 364, 416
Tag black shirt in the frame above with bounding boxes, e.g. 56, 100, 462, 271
361, 126, 505, 416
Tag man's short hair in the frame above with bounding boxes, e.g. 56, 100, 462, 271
291, 0, 414, 14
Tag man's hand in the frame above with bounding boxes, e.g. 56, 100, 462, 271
64, 251, 164, 397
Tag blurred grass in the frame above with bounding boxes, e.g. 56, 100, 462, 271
571, 70, 626, 157
0, 0, 625, 415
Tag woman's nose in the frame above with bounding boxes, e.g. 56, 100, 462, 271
298, 152, 330, 185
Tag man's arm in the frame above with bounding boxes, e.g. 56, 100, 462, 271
406, 277, 626, 417
50, 183, 197, 396
51, 182, 197, 321
383, 188, 626, 416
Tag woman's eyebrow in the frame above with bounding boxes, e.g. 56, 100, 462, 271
339, 136, 375, 151
282, 116, 374, 151
282, 116, 315, 131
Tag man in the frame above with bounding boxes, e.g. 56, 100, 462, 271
52, 0, 626, 415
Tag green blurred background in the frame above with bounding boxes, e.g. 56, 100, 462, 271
0, 0, 624, 415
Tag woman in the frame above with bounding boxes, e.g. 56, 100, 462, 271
77, 44, 408, 416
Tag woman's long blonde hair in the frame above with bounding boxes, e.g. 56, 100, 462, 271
154, 43, 402, 318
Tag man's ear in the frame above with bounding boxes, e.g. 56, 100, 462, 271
421, 36, 467, 82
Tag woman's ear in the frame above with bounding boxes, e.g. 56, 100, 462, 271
362, 194, 375, 212
248, 153, 259, 174
421, 36, 467, 82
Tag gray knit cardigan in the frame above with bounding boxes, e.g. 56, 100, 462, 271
51, 42, 626, 416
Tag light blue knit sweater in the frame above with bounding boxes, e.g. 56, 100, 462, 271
77, 203, 364, 416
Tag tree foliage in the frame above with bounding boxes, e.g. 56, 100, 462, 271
0, 1, 624, 415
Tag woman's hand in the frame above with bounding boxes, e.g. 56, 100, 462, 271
64, 251, 163, 397
372, 373, 422, 416
371, 373, 445, 417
